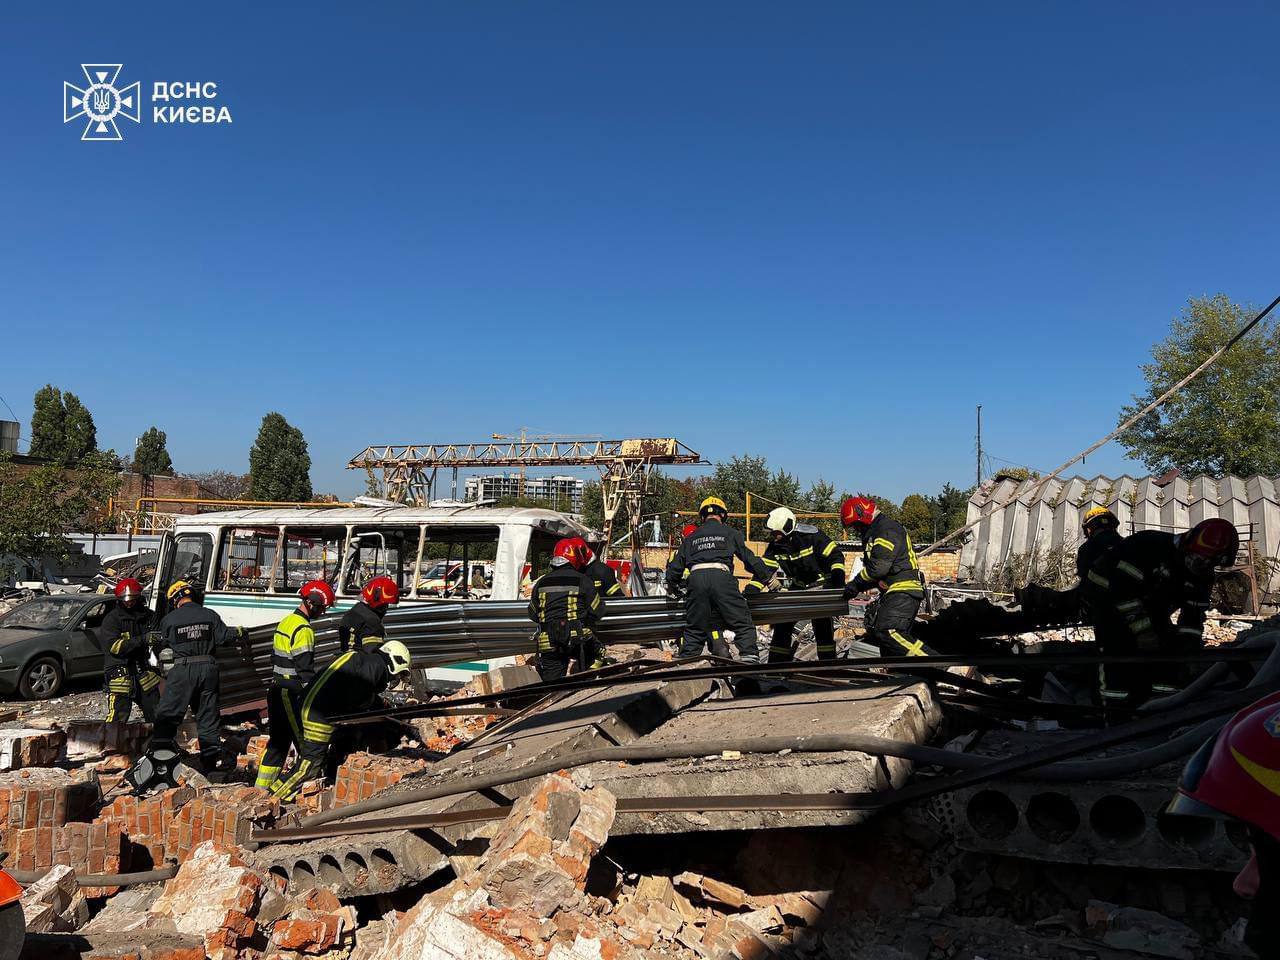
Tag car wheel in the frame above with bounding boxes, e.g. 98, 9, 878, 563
19, 656, 64, 700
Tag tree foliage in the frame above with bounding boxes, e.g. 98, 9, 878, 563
190, 470, 252, 501
0, 451, 120, 580
1118, 294, 1280, 476
900, 494, 933, 543
132, 427, 174, 475
248, 413, 313, 502
27, 385, 97, 463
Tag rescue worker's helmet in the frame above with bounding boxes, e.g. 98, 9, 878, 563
361, 576, 400, 609
681, 523, 698, 539
1168, 689, 1280, 843
1082, 505, 1119, 537
552, 538, 589, 570
299, 580, 336, 610
114, 578, 143, 602
766, 507, 797, 540
166, 580, 194, 603
840, 496, 877, 529
1178, 518, 1240, 574
379, 640, 412, 677
564, 536, 594, 564
698, 496, 728, 520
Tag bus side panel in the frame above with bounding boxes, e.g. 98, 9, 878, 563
493, 526, 531, 600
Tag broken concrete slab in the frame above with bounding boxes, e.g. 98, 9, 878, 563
147, 841, 264, 959
248, 826, 452, 898
20, 863, 88, 933
20, 930, 206, 960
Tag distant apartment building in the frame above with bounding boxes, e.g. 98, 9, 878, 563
465, 474, 584, 513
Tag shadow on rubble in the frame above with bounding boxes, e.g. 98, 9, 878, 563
587, 803, 1250, 959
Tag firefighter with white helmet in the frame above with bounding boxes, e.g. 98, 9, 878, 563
271, 639, 413, 801
761, 507, 847, 661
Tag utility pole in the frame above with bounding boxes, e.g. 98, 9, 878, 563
975, 404, 983, 488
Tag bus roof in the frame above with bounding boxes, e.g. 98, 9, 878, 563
173, 504, 592, 532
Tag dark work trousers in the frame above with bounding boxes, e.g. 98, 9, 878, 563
867, 591, 931, 657
104, 664, 161, 722
768, 616, 836, 662
536, 631, 600, 682
255, 685, 303, 791
680, 568, 760, 662
152, 659, 223, 768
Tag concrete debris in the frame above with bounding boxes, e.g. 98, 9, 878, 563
0, 641, 1267, 960
63, 719, 151, 760
146, 841, 265, 959
1085, 900, 1201, 959
0, 727, 65, 770
20, 863, 89, 932
478, 772, 617, 915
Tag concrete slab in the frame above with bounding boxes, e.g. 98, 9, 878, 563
935, 727, 1249, 872
390, 673, 939, 837
591, 679, 941, 833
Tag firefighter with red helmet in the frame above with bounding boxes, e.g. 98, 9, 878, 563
529, 538, 604, 682
340, 576, 401, 653
840, 496, 935, 657
100, 578, 163, 722
1090, 517, 1238, 706
1169, 690, 1280, 953
568, 537, 622, 600
256, 580, 335, 792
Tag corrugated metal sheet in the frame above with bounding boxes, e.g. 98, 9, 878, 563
959, 474, 1280, 588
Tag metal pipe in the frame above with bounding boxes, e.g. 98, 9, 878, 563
8, 865, 178, 887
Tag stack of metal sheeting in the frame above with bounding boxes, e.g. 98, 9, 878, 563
215, 590, 849, 708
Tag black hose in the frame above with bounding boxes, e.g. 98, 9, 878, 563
7, 865, 177, 887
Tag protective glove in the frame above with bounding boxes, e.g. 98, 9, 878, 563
667, 582, 686, 600
842, 582, 862, 601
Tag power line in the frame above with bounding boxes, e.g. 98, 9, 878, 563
923, 291, 1280, 556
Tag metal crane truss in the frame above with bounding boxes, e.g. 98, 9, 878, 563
214, 588, 850, 709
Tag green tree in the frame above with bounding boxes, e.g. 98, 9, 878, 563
929, 482, 974, 542
27, 386, 97, 463
27, 386, 65, 461
61, 393, 97, 462
1118, 294, 1280, 476
0, 451, 120, 580
900, 493, 933, 543
132, 427, 174, 475
248, 413, 313, 501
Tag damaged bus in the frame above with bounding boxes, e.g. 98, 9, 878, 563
151, 504, 591, 683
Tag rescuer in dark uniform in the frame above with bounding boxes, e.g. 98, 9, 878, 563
270, 641, 412, 801
1090, 517, 1237, 706
339, 576, 400, 652
100, 578, 163, 722
256, 580, 335, 792
529, 539, 604, 682
152, 580, 247, 771
761, 507, 847, 662
665, 497, 773, 663
841, 496, 935, 657
570, 538, 623, 600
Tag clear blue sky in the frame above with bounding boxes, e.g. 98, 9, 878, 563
3, 4, 1277, 501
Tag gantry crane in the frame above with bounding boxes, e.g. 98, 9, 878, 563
346, 438, 705, 578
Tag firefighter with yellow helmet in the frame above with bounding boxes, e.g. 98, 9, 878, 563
665, 496, 772, 664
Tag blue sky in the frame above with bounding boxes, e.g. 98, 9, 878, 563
3, 3, 1277, 501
